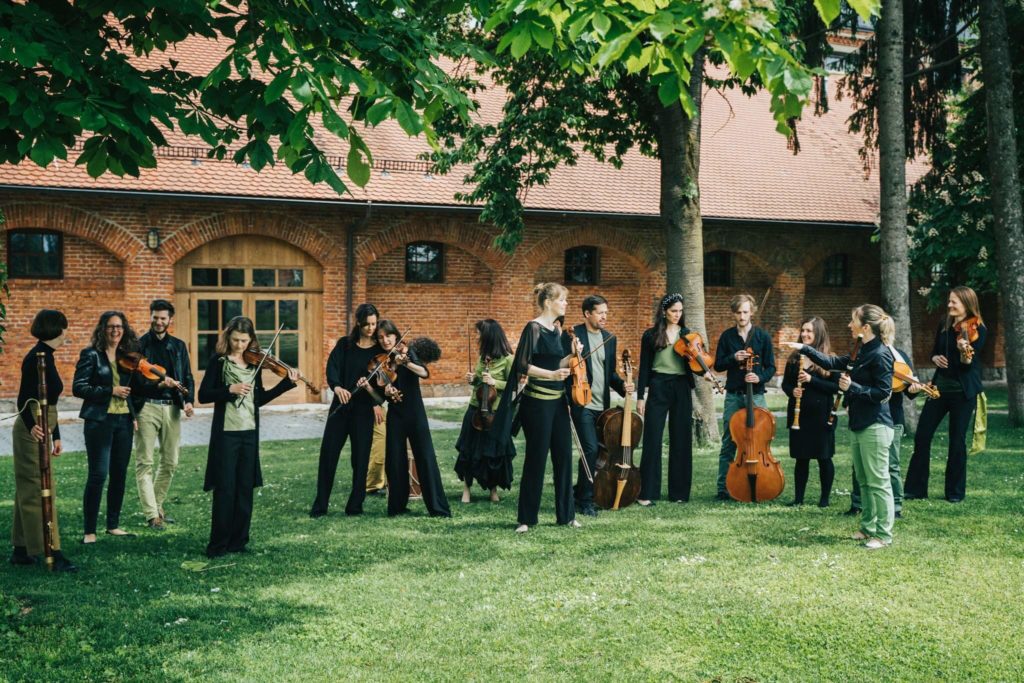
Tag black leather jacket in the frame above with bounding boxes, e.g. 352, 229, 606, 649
73, 347, 137, 422
130, 332, 195, 411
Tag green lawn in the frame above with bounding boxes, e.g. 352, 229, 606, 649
2, 406, 1023, 681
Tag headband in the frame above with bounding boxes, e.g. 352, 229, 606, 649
660, 293, 684, 311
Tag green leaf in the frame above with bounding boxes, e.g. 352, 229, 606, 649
592, 12, 612, 38
0, 84, 16, 105
291, 76, 313, 105
264, 71, 291, 103
181, 561, 209, 572
649, 12, 676, 42
595, 31, 636, 69
394, 100, 423, 137
813, 0, 842, 24
510, 28, 533, 59
531, 24, 554, 50
365, 99, 393, 127
86, 146, 107, 177
346, 141, 371, 188
846, 0, 880, 20
656, 75, 680, 106
322, 107, 349, 138
200, 57, 232, 90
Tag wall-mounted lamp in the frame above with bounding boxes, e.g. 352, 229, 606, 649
147, 228, 161, 251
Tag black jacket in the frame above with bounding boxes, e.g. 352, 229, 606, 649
571, 323, 627, 411
198, 355, 295, 492
931, 322, 987, 400
636, 326, 695, 400
72, 347, 137, 422
713, 326, 776, 394
801, 337, 893, 432
130, 331, 195, 411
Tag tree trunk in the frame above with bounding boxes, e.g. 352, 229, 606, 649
877, 0, 919, 432
979, 0, 1024, 426
657, 51, 719, 445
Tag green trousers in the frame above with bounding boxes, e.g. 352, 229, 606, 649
134, 402, 182, 522
850, 423, 895, 543
851, 423, 904, 512
11, 407, 63, 555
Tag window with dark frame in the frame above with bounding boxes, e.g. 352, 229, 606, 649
823, 254, 851, 287
6, 230, 64, 279
405, 242, 444, 283
704, 250, 733, 287
564, 246, 599, 285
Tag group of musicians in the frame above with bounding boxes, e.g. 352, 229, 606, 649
8, 284, 988, 570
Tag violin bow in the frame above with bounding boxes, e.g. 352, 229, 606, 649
579, 333, 616, 363
567, 402, 594, 484
329, 327, 413, 417
234, 324, 284, 405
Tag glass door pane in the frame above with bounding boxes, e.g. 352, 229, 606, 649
194, 295, 243, 370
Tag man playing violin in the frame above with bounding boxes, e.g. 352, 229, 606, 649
570, 295, 631, 517
714, 293, 776, 501
130, 299, 195, 532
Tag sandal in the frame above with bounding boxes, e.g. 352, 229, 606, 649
106, 528, 137, 538
514, 524, 529, 534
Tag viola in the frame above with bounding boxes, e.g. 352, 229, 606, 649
117, 351, 188, 396
892, 360, 940, 400
472, 356, 498, 431
241, 348, 319, 394
725, 348, 784, 503
593, 350, 642, 511
673, 331, 725, 394
829, 334, 864, 427
955, 316, 980, 363
566, 329, 592, 408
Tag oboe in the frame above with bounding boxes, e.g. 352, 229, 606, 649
829, 335, 864, 427
36, 352, 56, 571
792, 355, 805, 431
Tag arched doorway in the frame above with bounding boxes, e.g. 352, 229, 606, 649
174, 236, 324, 403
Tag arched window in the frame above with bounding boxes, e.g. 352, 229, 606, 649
564, 246, 599, 285
6, 229, 63, 279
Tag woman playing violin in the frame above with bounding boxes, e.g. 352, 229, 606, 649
636, 293, 695, 506
904, 286, 987, 503
454, 319, 516, 504
372, 321, 451, 518
310, 303, 386, 518
198, 316, 297, 557
781, 317, 838, 508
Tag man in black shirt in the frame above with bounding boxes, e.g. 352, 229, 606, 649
131, 300, 194, 530
713, 294, 776, 500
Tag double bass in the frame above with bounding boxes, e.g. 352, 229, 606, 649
593, 350, 642, 511
725, 348, 784, 503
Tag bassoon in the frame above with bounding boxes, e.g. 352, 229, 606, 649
36, 352, 56, 571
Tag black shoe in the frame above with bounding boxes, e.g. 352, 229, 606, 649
206, 548, 228, 559
227, 546, 248, 554
894, 511, 903, 519
715, 492, 731, 501
9, 546, 36, 566
786, 500, 804, 507
581, 505, 598, 517
903, 492, 922, 500
51, 551, 79, 573
946, 497, 963, 503
309, 509, 327, 518
818, 499, 831, 508
843, 507, 862, 516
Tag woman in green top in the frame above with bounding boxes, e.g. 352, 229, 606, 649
73, 311, 139, 544
455, 319, 516, 503
199, 316, 297, 558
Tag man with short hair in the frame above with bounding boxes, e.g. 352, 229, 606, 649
131, 299, 194, 530
570, 295, 632, 516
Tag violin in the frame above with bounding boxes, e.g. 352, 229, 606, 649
366, 343, 407, 403
829, 334, 864, 427
955, 316, 980, 363
566, 329, 592, 407
892, 360, 940, 400
241, 348, 319, 394
117, 351, 188, 396
472, 356, 498, 431
725, 348, 784, 503
673, 331, 725, 394
593, 350, 642, 511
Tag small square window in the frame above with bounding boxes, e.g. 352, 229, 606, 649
253, 268, 276, 287
564, 247, 599, 285
823, 254, 851, 287
704, 251, 733, 287
221, 268, 244, 287
278, 269, 304, 287
191, 268, 218, 286
405, 242, 444, 283
7, 230, 63, 279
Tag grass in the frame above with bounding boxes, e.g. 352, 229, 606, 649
2, 404, 1024, 682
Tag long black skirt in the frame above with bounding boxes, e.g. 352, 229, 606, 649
454, 408, 515, 490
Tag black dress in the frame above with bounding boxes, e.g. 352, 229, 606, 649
781, 357, 838, 461
384, 349, 452, 517
454, 354, 516, 491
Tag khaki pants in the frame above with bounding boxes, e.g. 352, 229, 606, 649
135, 402, 182, 522
366, 413, 387, 491
11, 407, 62, 555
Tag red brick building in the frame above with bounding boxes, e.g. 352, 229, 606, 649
0, 54, 1004, 402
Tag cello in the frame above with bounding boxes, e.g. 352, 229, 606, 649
725, 348, 784, 503
593, 350, 642, 511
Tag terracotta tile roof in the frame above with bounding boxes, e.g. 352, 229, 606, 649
0, 37, 910, 225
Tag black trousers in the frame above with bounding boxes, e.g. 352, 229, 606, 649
639, 373, 693, 501
793, 459, 835, 505
311, 402, 375, 516
517, 396, 574, 526
572, 407, 603, 507
904, 392, 975, 500
208, 430, 257, 555
385, 411, 451, 517
82, 412, 134, 534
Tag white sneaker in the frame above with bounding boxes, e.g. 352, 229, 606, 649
864, 538, 890, 550
514, 524, 529, 534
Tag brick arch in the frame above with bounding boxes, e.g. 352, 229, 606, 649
521, 225, 661, 274
703, 240, 777, 277
355, 218, 506, 272
0, 201, 142, 262
159, 211, 340, 266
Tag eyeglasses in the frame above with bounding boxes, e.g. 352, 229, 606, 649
106, 325, 124, 331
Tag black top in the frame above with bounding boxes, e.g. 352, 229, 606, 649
132, 331, 197, 406
517, 322, 568, 392
72, 347, 137, 422
571, 323, 626, 410
389, 348, 427, 420
801, 337, 894, 432
325, 337, 383, 410
713, 326, 776, 394
18, 341, 62, 441
931, 322, 987, 401
636, 326, 695, 400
